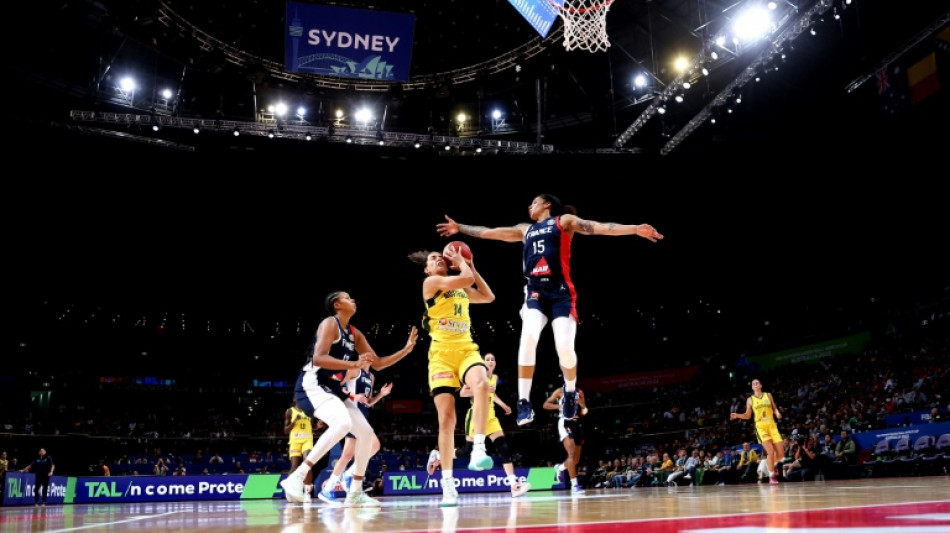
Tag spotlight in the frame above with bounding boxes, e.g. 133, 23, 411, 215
305, 133, 313, 141
376, 131, 385, 146
345, 135, 353, 143
152, 124, 160, 132
413, 139, 422, 149
267, 129, 276, 139
444, 143, 451, 151
232, 128, 240, 137
193, 126, 200, 134
657, 106, 667, 114
674, 94, 684, 103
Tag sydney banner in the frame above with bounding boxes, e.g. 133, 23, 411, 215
382, 466, 561, 495
284, 2, 416, 82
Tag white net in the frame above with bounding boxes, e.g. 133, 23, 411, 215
554, 0, 613, 53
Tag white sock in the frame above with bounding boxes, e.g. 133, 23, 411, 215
325, 474, 340, 489
565, 379, 576, 392
474, 434, 486, 448
344, 463, 356, 478
441, 470, 455, 490
570, 478, 578, 487
293, 466, 309, 479
507, 474, 517, 487
518, 379, 533, 401
348, 478, 361, 494
556, 463, 565, 472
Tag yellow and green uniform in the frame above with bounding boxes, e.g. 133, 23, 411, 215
287, 406, 314, 458
465, 374, 502, 436
423, 289, 486, 392
751, 393, 783, 444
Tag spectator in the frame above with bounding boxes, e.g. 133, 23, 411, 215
716, 447, 738, 486
153, 458, 169, 476
828, 429, 857, 479
736, 443, 760, 483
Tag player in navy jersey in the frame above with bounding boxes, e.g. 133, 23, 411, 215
437, 194, 662, 426
280, 290, 417, 508
319, 368, 392, 503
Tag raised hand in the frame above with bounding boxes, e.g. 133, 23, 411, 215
437, 215, 460, 237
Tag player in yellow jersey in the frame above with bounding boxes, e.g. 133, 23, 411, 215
408, 245, 496, 507
731, 378, 785, 484
284, 399, 315, 501
459, 353, 530, 497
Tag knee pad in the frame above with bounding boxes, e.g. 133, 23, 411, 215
322, 403, 353, 432
493, 437, 513, 464
518, 309, 545, 367
552, 318, 577, 369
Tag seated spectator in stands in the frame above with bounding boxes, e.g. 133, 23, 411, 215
703, 450, 723, 486
604, 459, 625, 488
737, 443, 760, 483
173, 460, 187, 476
587, 460, 609, 488
632, 457, 655, 488
665, 449, 689, 486
827, 429, 857, 479
233, 461, 245, 474
209, 453, 225, 464
716, 447, 738, 485
201, 468, 210, 475
792, 435, 823, 481
153, 458, 169, 476
821, 434, 836, 461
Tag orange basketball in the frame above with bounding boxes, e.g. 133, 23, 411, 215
443, 241, 473, 270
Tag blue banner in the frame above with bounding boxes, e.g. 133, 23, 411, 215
3, 473, 286, 505
507, 0, 562, 38
381, 467, 559, 495
2, 473, 69, 506
285, 2, 416, 82
885, 409, 940, 428
849, 421, 950, 451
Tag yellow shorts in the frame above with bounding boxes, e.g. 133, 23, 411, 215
755, 420, 783, 444
427, 342, 486, 393
465, 408, 502, 437
288, 437, 313, 459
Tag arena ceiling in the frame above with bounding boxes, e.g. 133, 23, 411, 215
9, 0, 949, 154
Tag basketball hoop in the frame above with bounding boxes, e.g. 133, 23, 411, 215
549, 0, 613, 53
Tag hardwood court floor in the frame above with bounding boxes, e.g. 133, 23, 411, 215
2, 477, 949, 533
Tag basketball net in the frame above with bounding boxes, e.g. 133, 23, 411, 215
552, 0, 613, 53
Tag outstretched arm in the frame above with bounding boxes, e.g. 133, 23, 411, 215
731, 398, 753, 420
366, 326, 419, 371
560, 214, 664, 242
437, 215, 527, 242
365, 382, 393, 408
